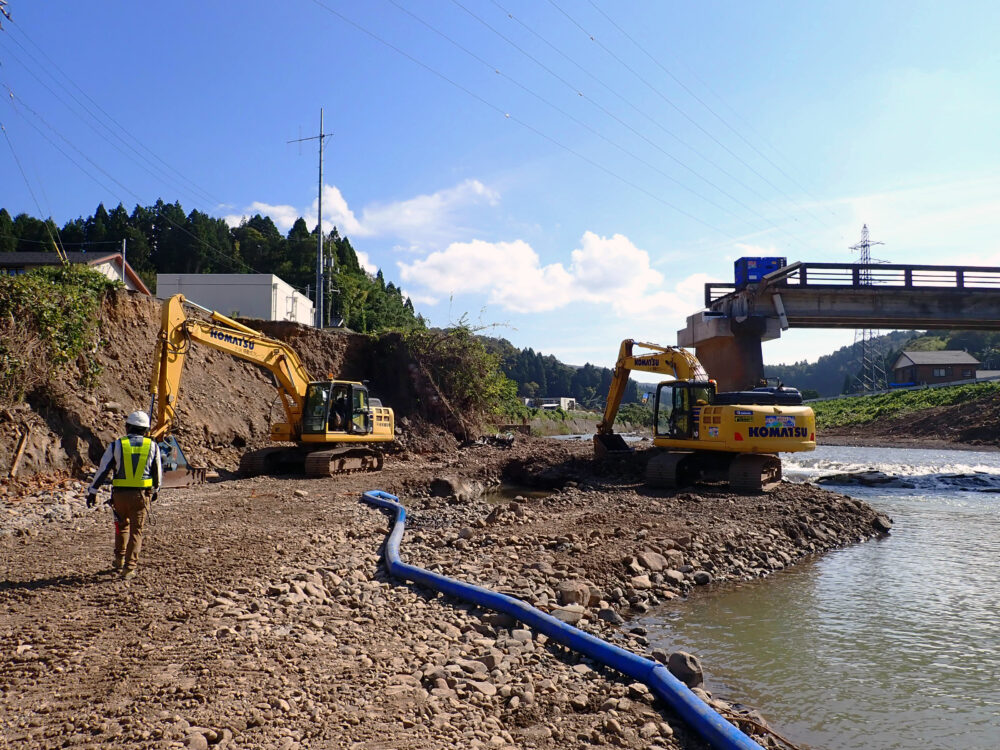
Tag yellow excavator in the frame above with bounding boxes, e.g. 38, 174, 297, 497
595, 340, 815, 492
149, 294, 394, 486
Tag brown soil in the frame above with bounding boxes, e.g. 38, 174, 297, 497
1, 436, 889, 750
820, 394, 1000, 451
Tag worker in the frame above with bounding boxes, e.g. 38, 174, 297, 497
329, 390, 348, 431
85, 411, 162, 580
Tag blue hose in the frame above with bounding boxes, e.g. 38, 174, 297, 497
361, 490, 765, 750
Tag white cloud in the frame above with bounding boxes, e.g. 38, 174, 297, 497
398, 231, 714, 319
226, 179, 498, 244
354, 249, 378, 275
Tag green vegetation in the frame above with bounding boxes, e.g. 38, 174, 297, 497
0, 265, 118, 405
617, 401, 653, 426
1, 203, 424, 334
767, 330, 1000, 397
404, 324, 522, 418
482, 336, 641, 407
812, 382, 1000, 428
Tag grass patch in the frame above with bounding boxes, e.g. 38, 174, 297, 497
812, 382, 1000, 428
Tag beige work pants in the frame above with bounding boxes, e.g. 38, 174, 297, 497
112, 488, 151, 572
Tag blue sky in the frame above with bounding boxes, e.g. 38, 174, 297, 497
2, 1, 999, 375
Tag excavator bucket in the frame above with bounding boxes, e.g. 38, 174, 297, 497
158, 435, 207, 488
593, 432, 633, 460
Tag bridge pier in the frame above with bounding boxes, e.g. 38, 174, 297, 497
678, 312, 780, 392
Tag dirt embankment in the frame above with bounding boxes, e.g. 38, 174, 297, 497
820, 394, 1000, 451
0, 291, 466, 481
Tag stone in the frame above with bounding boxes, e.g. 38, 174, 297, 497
873, 514, 893, 533
597, 608, 624, 625
570, 693, 589, 711
184, 734, 209, 750
637, 550, 668, 572
667, 651, 703, 688
550, 604, 585, 625
692, 570, 712, 585
293, 489, 309, 498
467, 680, 497, 697
630, 574, 652, 590
556, 581, 590, 606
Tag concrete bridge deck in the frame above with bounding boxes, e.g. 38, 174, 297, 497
679, 262, 1000, 391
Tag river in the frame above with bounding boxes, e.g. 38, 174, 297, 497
639, 445, 1000, 750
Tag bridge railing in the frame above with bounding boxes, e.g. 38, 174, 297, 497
705, 262, 1000, 306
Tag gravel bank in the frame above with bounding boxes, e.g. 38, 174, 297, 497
1, 438, 890, 749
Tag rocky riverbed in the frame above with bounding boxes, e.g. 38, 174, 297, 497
0, 437, 891, 749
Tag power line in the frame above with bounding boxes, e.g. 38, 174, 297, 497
446, 0, 811, 248
0, 30, 222, 210
547, 0, 831, 230
586, 0, 840, 222
307, 0, 749, 238
484, 0, 816, 238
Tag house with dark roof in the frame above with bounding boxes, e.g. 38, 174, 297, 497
891, 350, 980, 385
0, 251, 151, 295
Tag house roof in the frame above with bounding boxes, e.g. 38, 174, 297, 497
894, 350, 980, 367
0, 251, 151, 295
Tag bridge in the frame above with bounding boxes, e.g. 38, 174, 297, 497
678, 262, 1000, 391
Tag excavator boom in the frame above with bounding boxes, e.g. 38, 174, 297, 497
149, 294, 393, 485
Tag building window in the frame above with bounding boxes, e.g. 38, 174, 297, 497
962, 369, 973, 378
932, 368, 949, 377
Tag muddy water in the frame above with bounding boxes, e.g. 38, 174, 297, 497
640, 445, 1000, 750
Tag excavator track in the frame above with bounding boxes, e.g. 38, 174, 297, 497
303, 447, 384, 477
728, 453, 782, 493
645, 451, 694, 489
238, 447, 288, 477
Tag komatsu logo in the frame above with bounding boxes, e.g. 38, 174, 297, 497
210, 329, 254, 350
634, 357, 659, 367
748, 426, 809, 438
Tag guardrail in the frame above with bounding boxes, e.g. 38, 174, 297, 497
705, 263, 1000, 307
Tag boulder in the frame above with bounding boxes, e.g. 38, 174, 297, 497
556, 581, 591, 606
667, 651, 703, 688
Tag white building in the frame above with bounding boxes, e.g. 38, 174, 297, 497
156, 273, 314, 325
0, 252, 152, 295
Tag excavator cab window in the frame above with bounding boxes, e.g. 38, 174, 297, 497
654, 382, 715, 440
302, 383, 331, 434
350, 386, 371, 435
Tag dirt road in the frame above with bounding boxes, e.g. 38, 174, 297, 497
1, 439, 889, 749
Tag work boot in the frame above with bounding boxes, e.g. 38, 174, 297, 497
113, 555, 125, 572
121, 568, 137, 581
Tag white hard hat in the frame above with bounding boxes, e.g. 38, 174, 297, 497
125, 411, 151, 429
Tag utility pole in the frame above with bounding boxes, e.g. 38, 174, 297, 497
288, 109, 333, 328
850, 224, 887, 392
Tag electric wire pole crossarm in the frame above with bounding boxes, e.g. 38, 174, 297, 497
597, 339, 709, 435
148, 294, 312, 443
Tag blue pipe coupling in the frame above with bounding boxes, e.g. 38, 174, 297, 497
361, 490, 765, 750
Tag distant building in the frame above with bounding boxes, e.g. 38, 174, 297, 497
0, 251, 151, 295
157, 273, 314, 326
891, 350, 980, 385
530, 397, 577, 411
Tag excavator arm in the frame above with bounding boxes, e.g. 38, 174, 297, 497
596, 339, 708, 436
149, 294, 313, 442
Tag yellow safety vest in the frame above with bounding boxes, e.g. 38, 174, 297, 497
112, 437, 154, 488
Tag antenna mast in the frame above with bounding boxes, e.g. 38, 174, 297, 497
849, 224, 887, 392
288, 109, 333, 328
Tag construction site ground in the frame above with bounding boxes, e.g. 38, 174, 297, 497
1, 436, 892, 750
0, 291, 909, 749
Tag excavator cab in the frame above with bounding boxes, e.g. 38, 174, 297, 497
653, 381, 717, 440
301, 381, 373, 436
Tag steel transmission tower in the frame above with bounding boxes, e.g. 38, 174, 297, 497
850, 224, 887, 392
